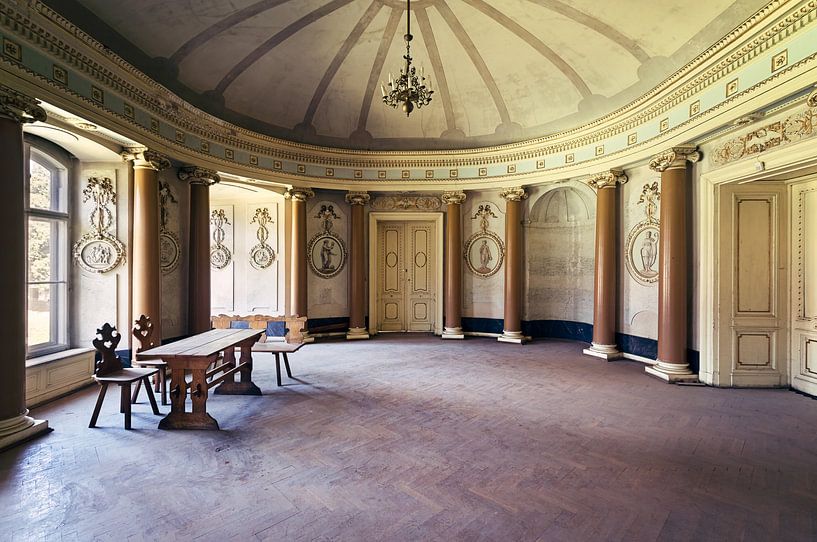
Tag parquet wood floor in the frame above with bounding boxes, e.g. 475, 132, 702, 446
1, 336, 816, 541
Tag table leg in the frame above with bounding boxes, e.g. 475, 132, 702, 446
159, 359, 219, 430
275, 353, 282, 387
213, 340, 261, 395
160, 366, 167, 406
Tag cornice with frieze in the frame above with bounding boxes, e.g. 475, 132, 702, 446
0, 0, 814, 187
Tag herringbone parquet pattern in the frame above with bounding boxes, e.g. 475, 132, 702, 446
1, 336, 816, 541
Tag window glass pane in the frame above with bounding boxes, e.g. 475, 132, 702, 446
29, 151, 66, 213
28, 284, 54, 347
28, 218, 53, 282
29, 159, 53, 210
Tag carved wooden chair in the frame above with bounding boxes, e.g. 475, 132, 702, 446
89, 323, 160, 429
130, 315, 168, 405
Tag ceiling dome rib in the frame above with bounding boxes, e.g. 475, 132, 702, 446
435, 1, 510, 126
214, 0, 356, 96
415, 7, 456, 132
302, 1, 384, 128
170, 0, 296, 66
356, 8, 402, 133
461, 0, 591, 98
527, 0, 649, 62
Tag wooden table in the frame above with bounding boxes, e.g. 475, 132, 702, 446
136, 328, 263, 430
252, 342, 304, 386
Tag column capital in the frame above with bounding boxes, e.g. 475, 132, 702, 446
441, 191, 467, 205
122, 146, 172, 171
284, 187, 315, 201
178, 166, 220, 186
499, 187, 528, 202
649, 145, 701, 172
0, 85, 46, 124
345, 191, 370, 206
807, 86, 817, 108
587, 169, 627, 190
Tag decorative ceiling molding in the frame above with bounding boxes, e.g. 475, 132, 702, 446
0, 1, 815, 190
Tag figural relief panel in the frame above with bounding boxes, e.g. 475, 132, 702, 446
72, 177, 125, 273
158, 181, 180, 274
308, 203, 346, 279
465, 204, 504, 278
625, 182, 660, 286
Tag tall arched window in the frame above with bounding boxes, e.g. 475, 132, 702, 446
25, 145, 69, 356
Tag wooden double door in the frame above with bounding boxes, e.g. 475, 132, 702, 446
376, 220, 436, 332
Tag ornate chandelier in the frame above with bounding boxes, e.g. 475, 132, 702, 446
381, 0, 433, 117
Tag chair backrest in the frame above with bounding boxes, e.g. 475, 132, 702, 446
93, 323, 123, 376
132, 314, 156, 353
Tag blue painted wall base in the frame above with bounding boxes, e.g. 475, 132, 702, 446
462, 317, 699, 373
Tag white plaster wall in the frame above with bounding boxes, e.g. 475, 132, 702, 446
159, 169, 189, 339
462, 190, 506, 320
71, 161, 131, 348
306, 191, 349, 320
523, 181, 595, 323
618, 164, 660, 341
211, 185, 285, 316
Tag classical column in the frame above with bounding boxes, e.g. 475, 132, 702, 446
442, 191, 466, 339
0, 86, 49, 449
123, 147, 171, 342
645, 146, 701, 382
345, 192, 370, 340
498, 187, 528, 344
178, 167, 220, 334
285, 187, 314, 325
583, 170, 627, 360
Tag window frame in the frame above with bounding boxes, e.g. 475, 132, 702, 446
25, 143, 71, 358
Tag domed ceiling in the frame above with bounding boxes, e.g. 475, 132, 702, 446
52, 0, 769, 150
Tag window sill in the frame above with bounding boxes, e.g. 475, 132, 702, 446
26, 348, 96, 408
26, 347, 94, 368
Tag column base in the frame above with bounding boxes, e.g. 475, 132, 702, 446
442, 327, 465, 340
583, 343, 622, 361
645, 360, 699, 383
346, 327, 370, 340
497, 330, 528, 344
0, 412, 49, 451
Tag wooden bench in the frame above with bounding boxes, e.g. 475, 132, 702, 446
89, 323, 161, 429
251, 342, 305, 386
211, 314, 307, 344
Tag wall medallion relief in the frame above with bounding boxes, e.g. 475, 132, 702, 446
72, 177, 125, 273
308, 204, 346, 278
625, 182, 660, 286
210, 208, 232, 269
249, 207, 276, 270
158, 181, 180, 274
464, 204, 504, 278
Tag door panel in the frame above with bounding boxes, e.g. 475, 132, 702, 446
378, 223, 405, 331
407, 223, 435, 332
376, 221, 436, 332
717, 183, 787, 387
791, 180, 817, 395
